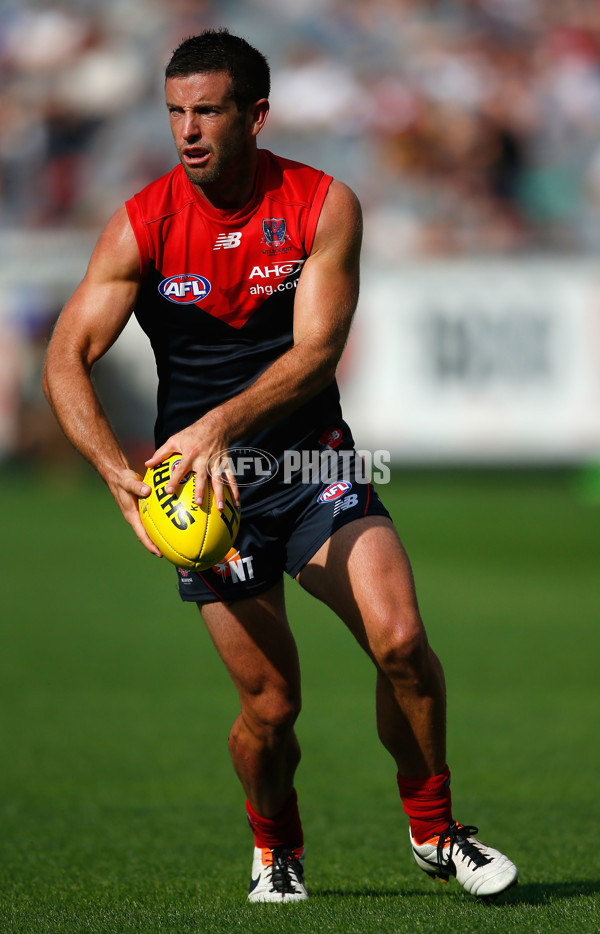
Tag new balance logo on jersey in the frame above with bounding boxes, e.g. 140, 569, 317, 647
333, 493, 359, 517
213, 232, 242, 250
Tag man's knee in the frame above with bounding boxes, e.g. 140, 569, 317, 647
369, 609, 429, 682
241, 686, 302, 742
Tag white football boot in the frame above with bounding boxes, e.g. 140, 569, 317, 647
247, 845, 308, 902
411, 822, 518, 897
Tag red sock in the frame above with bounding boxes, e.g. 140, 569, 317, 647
245, 788, 304, 850
397, 765, 453, 845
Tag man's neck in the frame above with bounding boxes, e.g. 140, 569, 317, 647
191, 149, 260, 211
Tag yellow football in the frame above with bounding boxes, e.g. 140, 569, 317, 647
138, 453, 241, 571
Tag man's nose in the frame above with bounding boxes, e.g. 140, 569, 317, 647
182, 113, 200, 139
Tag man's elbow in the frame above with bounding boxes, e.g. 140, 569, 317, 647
42, 344, 65, 407
296, 332, 347, 390
321, 356, 339, 386
41, 356, 52, 404
312, 346, 343, 389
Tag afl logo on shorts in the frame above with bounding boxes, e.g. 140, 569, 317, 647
158, 274, 211, 304
318, 481, 352, 504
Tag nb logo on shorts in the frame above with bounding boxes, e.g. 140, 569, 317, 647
333, 493, 359, 517
213, 232, 242, 250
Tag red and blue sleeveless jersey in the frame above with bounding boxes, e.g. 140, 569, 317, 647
125, 150, 341, 465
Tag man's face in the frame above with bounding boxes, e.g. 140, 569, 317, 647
165, 71, 251, 189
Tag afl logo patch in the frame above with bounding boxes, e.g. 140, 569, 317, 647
158, 274, 211, 304
318, 481, 352, 504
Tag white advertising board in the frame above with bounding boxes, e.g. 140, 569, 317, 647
340, 260, 600, 463
2, 236, 600, 465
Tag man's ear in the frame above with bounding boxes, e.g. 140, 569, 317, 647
249, 98, 270, 137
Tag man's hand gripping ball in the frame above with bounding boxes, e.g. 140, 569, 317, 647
139, 453, 240, 570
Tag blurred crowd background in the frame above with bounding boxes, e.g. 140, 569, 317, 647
4, 0, 600, 251
2, 0, 600, 466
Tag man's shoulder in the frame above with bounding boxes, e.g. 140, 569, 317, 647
126, 164, 193, 225
260, 149, 333, 206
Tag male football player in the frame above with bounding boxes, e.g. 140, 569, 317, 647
43, 29, 518, 902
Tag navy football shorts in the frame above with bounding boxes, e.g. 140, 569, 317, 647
176, 445, 391, 604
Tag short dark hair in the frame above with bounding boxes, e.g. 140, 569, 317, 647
165, 29, 270, 110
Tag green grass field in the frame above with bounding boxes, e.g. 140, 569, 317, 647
1, 466, 598, 933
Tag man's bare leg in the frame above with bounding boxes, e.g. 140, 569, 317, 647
200, 581, 309, 901
199, 580, 302, 816
297, 515, 518, 896
297, 516, 447, 777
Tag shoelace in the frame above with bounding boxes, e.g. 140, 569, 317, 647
268, 847, 304, 894
437, 822, 492, 869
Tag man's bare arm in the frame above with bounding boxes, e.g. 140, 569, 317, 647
43, 206, 162, 556
147, 180, 362, 506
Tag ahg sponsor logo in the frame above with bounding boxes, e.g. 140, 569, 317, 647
248, 261, 305, 279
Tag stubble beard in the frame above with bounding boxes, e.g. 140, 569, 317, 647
180, 121, 247, 192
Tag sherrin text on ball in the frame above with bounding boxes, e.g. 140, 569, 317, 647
139, 453, 240, 570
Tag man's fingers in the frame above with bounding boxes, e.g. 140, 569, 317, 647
166, 455, 193, 493
225, 468, 240, 508
113, 473, 162, 558
143, 432, 234, 509
120, 473, 151, 499
144, 442, 190, 494
206, 450, 234, 509
131, 511, 163, 557
193, 464, 209, 505
210, 472, 225, 511
145, 441, 179, 469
